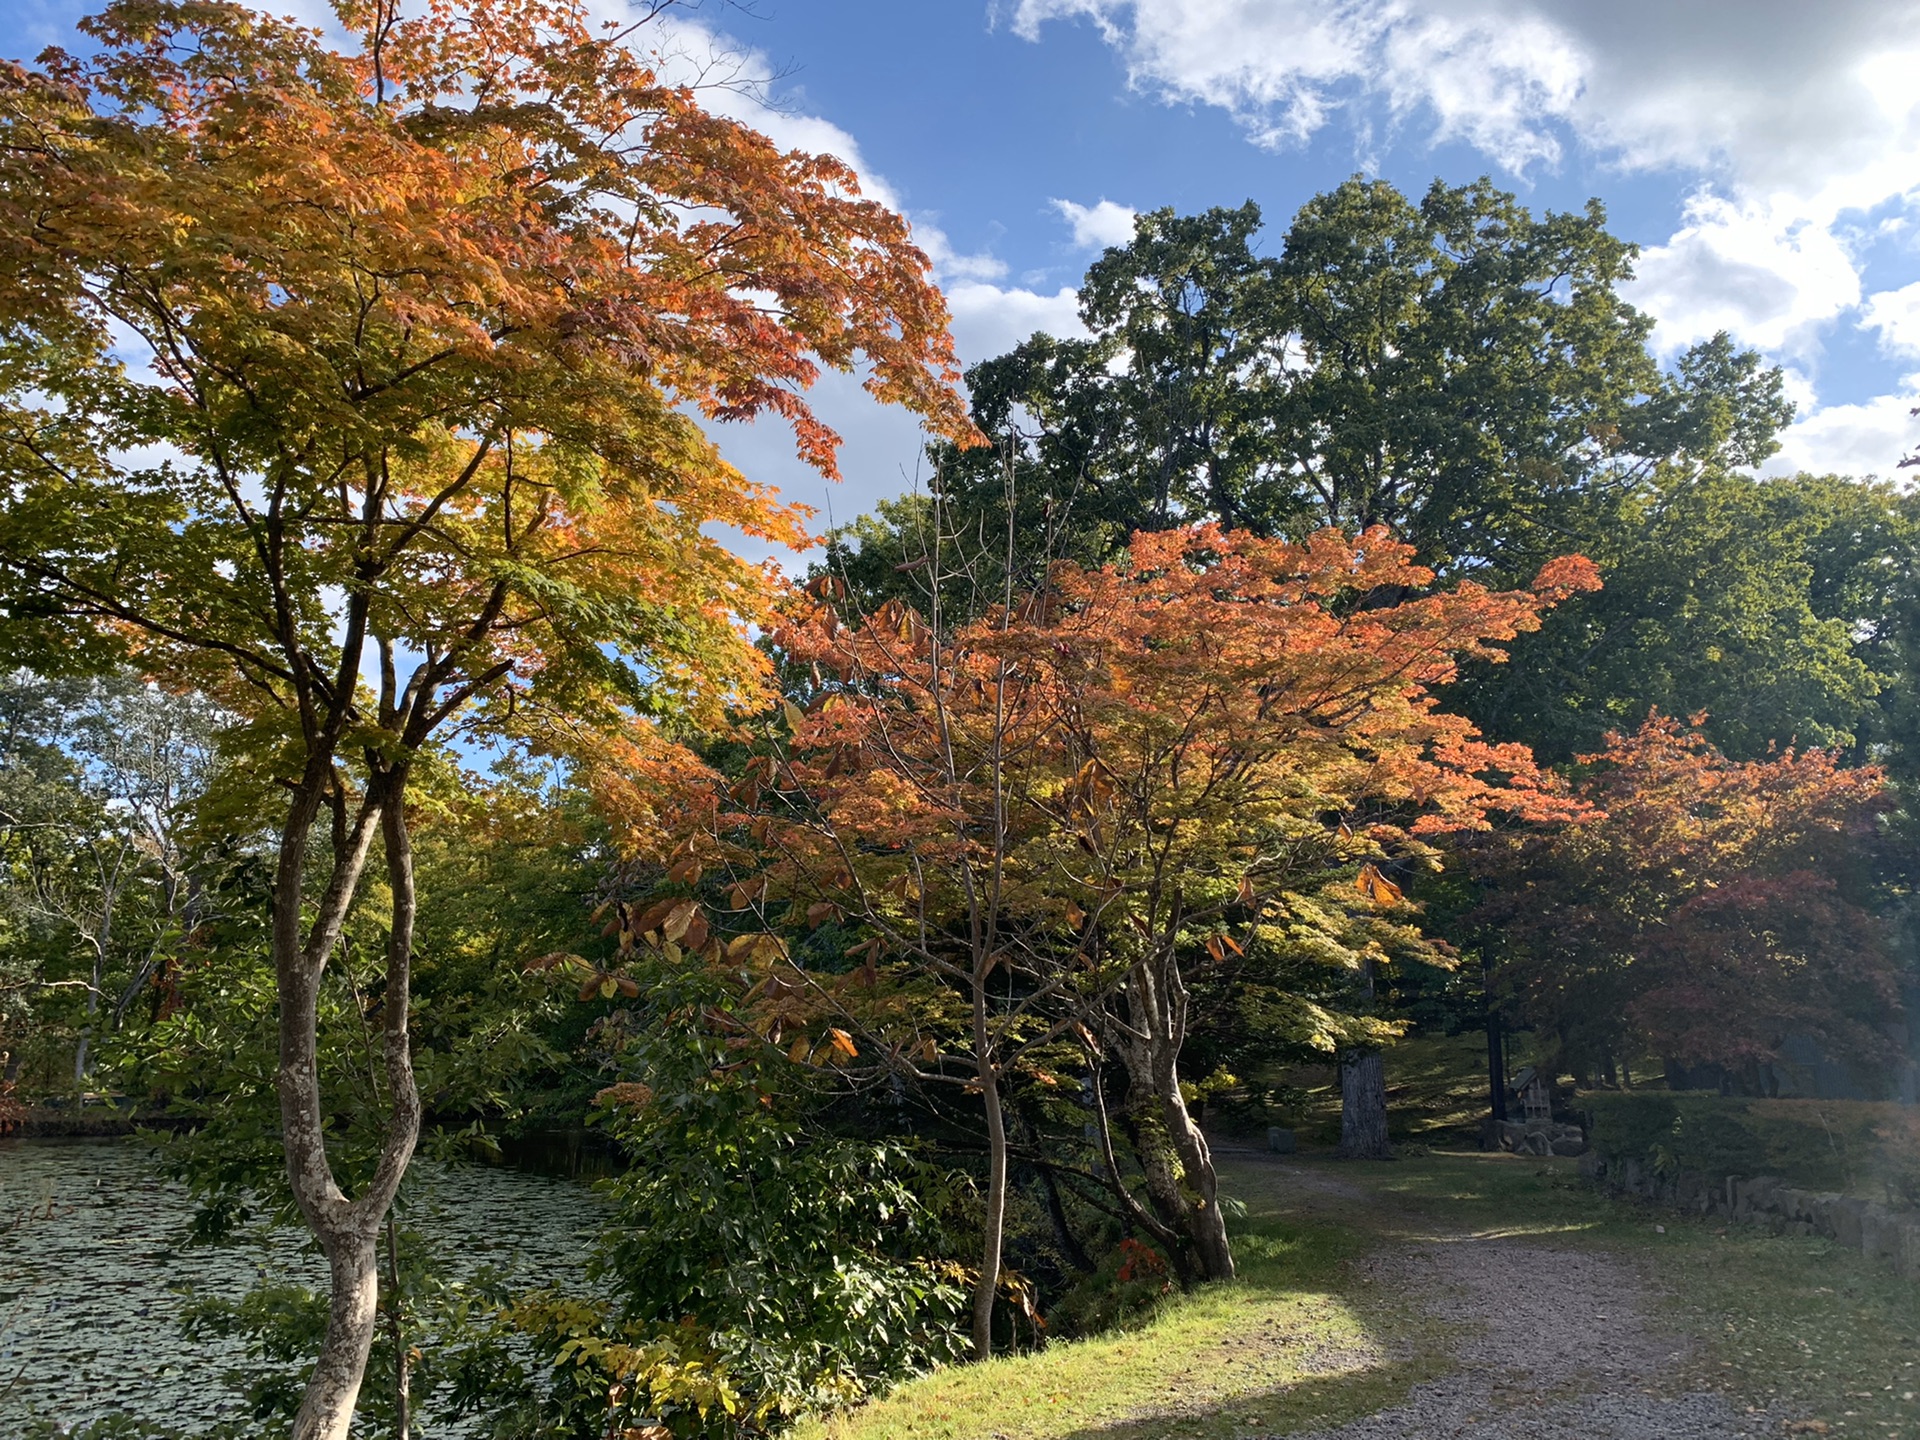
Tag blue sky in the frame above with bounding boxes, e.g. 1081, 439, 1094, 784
9, 0, 1920, 546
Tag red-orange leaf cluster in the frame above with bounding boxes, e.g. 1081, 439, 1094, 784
1473, 712, 1899, 1086
629, 523, 1601, 1303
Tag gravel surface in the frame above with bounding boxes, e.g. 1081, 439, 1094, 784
1235, 1156, 1787, 1440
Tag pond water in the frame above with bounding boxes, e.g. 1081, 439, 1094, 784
0, 1138, 607, 1435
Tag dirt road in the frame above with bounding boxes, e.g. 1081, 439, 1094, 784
1217, 1150, 1789, 1440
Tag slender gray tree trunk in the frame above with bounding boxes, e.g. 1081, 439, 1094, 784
971, 996, 1009, 1360
280, 767, 422, 1440
300, 1227, 384, 1433
1337, 1050, 1392, 1159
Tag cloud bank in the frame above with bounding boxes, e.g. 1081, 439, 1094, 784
1008, 0, 1920, 477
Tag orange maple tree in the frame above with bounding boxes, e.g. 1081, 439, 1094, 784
1473, 713, 1899, 1091
0, 1, 971, 1432
609, 524, 1598, 1346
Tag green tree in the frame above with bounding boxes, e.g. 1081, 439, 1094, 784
921, 178, 1789, 590
1463, 471, 1913, 765
0, 671, 220, 1087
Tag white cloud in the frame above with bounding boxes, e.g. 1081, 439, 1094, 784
915, 223, 1011, 283
1007, 1, 1920, 194
1009, 0, 1920, 475
1860, 281, 1920, 359
1764, 385, 1918, 480
947, 282, 1089, 362
1628, 194, 1864, 358
1051, 197, 1139, 249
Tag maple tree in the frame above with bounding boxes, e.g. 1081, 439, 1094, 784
1470, 713, 1900, 1091
0, 0, 971, 1432
614, 523, 1598, 1351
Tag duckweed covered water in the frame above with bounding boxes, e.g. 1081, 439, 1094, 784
0, 1138, 606, 1434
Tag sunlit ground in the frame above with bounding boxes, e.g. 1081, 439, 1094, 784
809, 1151, 1920, 1440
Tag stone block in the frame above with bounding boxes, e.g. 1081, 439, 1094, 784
1743, 1176, 1785, 1214
1860, 1207, 1903, 1264
1266, 1126, 1296, 1155
1900, 1222, 1920, 1281
1826, 1196, 1867, 1249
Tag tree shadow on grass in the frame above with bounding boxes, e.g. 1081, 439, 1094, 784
1049, 1358, 1444, 1440
1044, 1209, 1456, 1440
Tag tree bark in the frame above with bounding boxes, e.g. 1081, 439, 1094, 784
1121, 951, 1235, 1282
299, 1227, 384, 1436
1086, 1059, 1189, 1274
280, 765, 422, 1440
1152, 1066, 1234, 1280
971, 1052, 1008, 1361
1336, 1050, 1392, 1159
1130, 1114, 1192, 1251
1485, 954, 1507, 1125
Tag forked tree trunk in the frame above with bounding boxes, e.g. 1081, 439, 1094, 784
279, 766, 423, 1440
1152, 1068, 1234, 1280
1086, 1060, 1189, 1279
1130, 1113, 1192, 1247
1337, 1050, 1392, 1159
1121, 951, 1235, 1283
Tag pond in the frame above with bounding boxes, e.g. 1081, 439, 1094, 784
0, 1138, 608, 1435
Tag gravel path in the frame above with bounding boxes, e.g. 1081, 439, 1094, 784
1225, 1154, 1786, 1440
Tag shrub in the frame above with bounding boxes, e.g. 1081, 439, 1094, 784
1582, 1091, 1920, 1205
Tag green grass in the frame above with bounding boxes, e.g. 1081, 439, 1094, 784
798, 1195, 1453, 1440
1361, 1152, 1920, 1438
807, 1150, 1920, 1440
1274, 1033, 1522, 1148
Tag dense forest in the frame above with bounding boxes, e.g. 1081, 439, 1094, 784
0, 2, 1916, 1438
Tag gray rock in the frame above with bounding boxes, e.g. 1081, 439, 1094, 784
1266, 1126, 1297, 1155
1829, 1196, 1866, 1248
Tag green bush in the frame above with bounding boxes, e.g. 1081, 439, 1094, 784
1582, 1092, 1920, 1204
583, 952, 971, 1436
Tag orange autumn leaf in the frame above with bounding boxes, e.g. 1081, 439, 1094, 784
1355, 863, 1405, 905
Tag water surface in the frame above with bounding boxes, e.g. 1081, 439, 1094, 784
0, 1138, 605, 1434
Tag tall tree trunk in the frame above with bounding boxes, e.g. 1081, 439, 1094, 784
1338, 954, 1390, 1159
1484, 954, 1506, 1126
1336, 1050, 1392, 1159
300, 1227, 384, 1435
1085, 1058, 1188, 1276
1151, 1067, 1234, 1281
972, 1053, 1008, 1361
280, 766, 423, 1440
74, 936, 106, 1086
1128, 1111, 1192, 1249
969, 947, 1010, 1361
